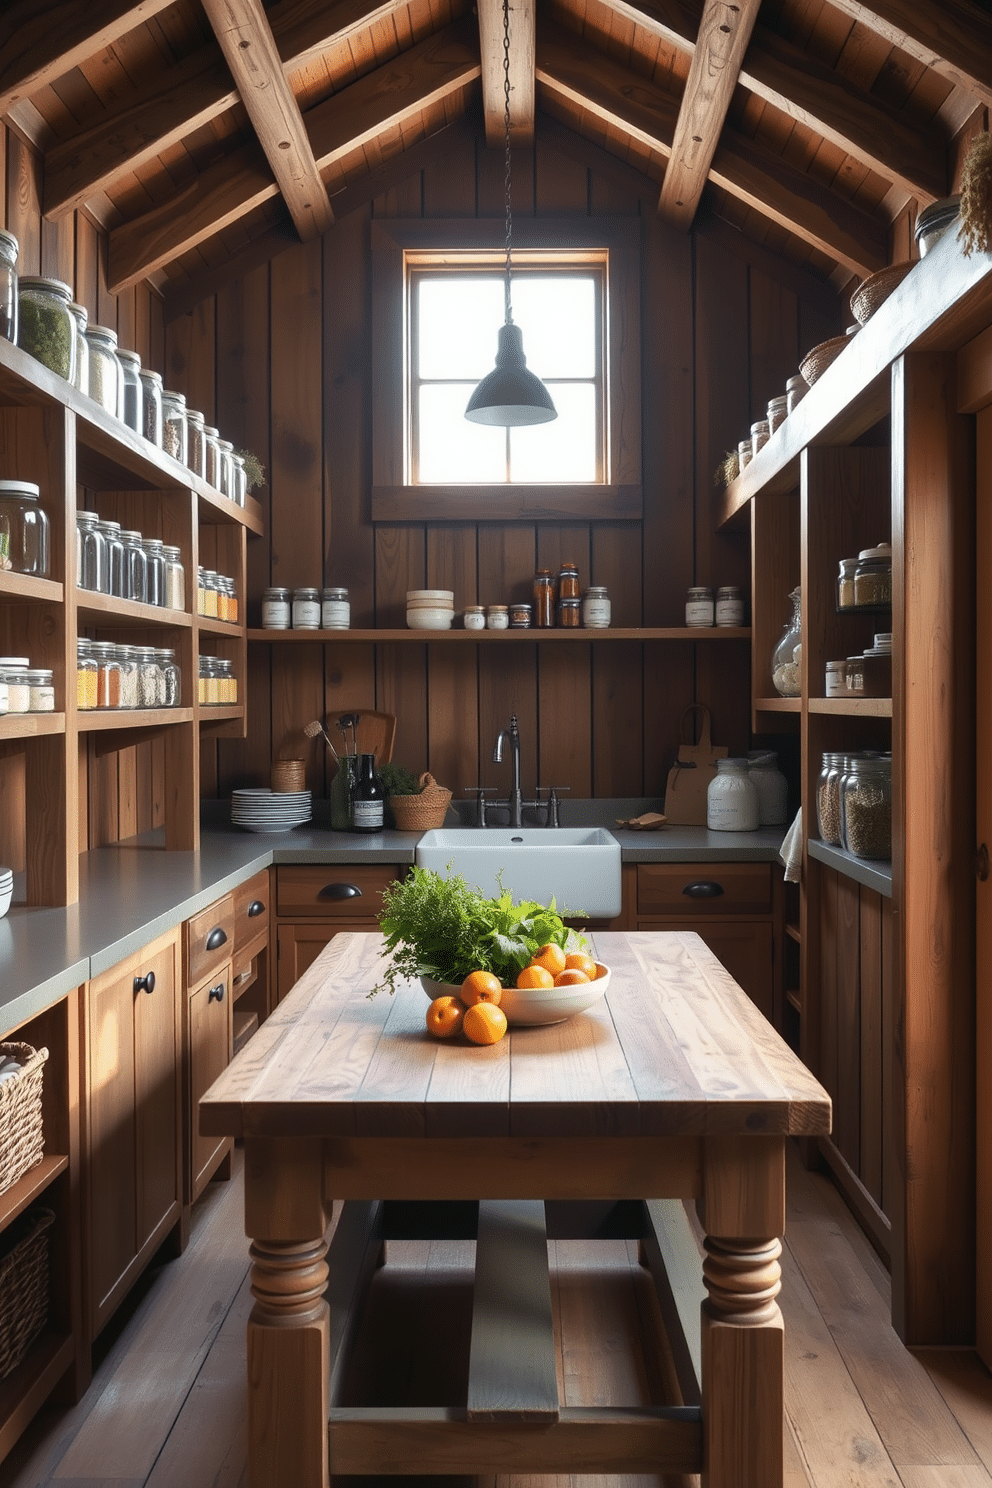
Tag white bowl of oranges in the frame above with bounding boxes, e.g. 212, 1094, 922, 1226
422, 946, 609, 1041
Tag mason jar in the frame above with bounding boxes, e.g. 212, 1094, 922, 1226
322, 587, 350, 628
715, 585, 744, 626
25, 668, 55, 712
97, 518, 125, 597
0, 480, 49, 577
84, 324, 120, 414
204, 426, 221, 488
121, 529, 147, 603
686, 586, 714, 627
133, 645, 164, 708
76, 508, 106, 592
853, 543, 892, 607
217, 438, 234, 499
230, 452, 247, 506
0, 662, 30, 714
156, 648, 181, 707
161, 390, 188, 462
76, 639, 98, 711
68, 301, 88, 395
142, 537, 166, 607
0, 229, 17, 345
292, 586, 320, 629
262, 586, 290, 628
17, 276, 75, 380
91, 641, 123, 709
139, 369, 163, 446
115, 643, 139, 708
116, 348, 142, 432
162, 545, 186, 611
582, 587, 611, 628
841, 756, 892, 860
199, 568, 219, 618
816, 751, 846, 846
186, 408, 206, 478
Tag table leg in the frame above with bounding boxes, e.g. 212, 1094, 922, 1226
244, 1138, 331, 1488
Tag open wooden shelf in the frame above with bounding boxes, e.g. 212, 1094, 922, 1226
198, 614, 243, 636
77, 592, 193, 628
0, 573, 63, 604
248, 626, 752, 643
754, 695, 801, 713
0, 1329, 76, 1462
198, 705, 243, 722
77, 707, 194, 732
808, 696, 892, 717
0, 713, 66, 740
0, 1156, 69, 1231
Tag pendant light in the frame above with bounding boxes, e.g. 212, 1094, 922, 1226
464, 0, 557, 427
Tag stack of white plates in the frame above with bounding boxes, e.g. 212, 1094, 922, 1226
231, 789, 312, 833
407, 589, 454, 630
0, 865, 12, 918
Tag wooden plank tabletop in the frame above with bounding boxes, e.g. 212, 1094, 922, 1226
199, 930, 831, 1141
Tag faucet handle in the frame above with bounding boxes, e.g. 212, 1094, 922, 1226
535, 785, 570, 827
463, 786, 496, 826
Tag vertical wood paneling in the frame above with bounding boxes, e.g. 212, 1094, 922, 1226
834, 872, 862, 1171
375, 526, 428, 770
426, 526, 478, 790
7, 132, 40, 272
591, 524, 643, 795
479, 525, 538, 802
860, 886, 883, 1205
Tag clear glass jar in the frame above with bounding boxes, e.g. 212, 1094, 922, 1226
204, 426, 221, 488
230, 452, 247, 506
487, 604, 509, 630
198, 655, 222, 706
17, 276, 75, 380
686, 586, 714, 627
156, 648, 181, 707
825, 659, 847, 697
0, 480, 49, 577
853, 543, 892, 607
510, 603, 533, 628
751, 419, 770, 456
767, 394, 788, 433
707, 758, 760, 832
91, 641, 123, 709
557, 596, 581, 627
139, 369, 163, 446
845, 653, 864, 695
85, 324, 120, 414
68, 302, 88, 396
842, 756, 892, 860
116, 348, 142, 431
533, 570, 554, 628
143, 537, 166, 607
746, 751, 789, 826
292, 586, 320, 629
117, 644, 139, 708
97, 519, 125, 597
25, 667, 54, 712
558, 563, 580, 601
0, 663, 30, 714
217, 438, 234, 499
816, 751, 846, 846
162, 545, 185, 610
836, 557, 857, 610
161, 390, 188, 462
582, 586, 611, 628
0, 229, 17, 345
120, 529, 147, 604
224, 575, 239, 623
786, 374, 806, 414
215, 574, 231, 623
321, 587, 349, 628
134, 645, 163, 708
715, 585, 744, 626
77, 639, 97, 711
76, 509, 106, 592
262, 586, 290, 628
463, 604, 485, 630
738, 439, 752, 471
200, 569, 219, 618
186, 409, 206, 478
771, 586, 802, 696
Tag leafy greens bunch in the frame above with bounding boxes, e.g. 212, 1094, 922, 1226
372, 864, 585, 996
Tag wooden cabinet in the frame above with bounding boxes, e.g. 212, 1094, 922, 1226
188, 964, 232, 1204
83, 927, 183, 1337
231, 868, 271, 1044
274, 865, 398, 1002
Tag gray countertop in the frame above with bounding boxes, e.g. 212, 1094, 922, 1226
0, 802, 786, 1034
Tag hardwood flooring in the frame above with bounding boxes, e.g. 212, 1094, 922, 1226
5, 1142, 992, 1488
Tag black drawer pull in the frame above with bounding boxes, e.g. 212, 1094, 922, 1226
682, 881, 724, 899
205, 926, 229, 951
208, 983, 225, 1004
247, 899, 266, 918
134, 971, 156, 995
318, 882, 362, 900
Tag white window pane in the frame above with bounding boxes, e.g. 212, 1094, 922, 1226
418, 384, 506, 482
511, 278, 596, 379
418, 279, 505, 379
510, 383, 597, 482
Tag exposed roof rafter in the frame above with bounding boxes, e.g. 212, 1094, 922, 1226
0, 0, 175, 114
478, 0, 536, 147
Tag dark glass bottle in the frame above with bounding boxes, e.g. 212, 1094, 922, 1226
351, 752, 384, 832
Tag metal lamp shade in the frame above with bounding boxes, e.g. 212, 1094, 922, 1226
464, 323, 557, 426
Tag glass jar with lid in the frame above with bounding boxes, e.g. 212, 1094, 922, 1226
203, 426, 221, 488
292, 586, 320, 629
142, 537, 166, 607
0, 660, 30, 714
816, 751, 846, 846
116, 348, 142, 431
120, 529, 147, 603
17, 276, 75, 380
582, 586, 611, 628
161, 390, 188, 462
321, 587, 349, 628
771, 586, 802, 696
853, 543, 892, 607
186, 409, 206, 478
25, 668, 55, 712
557, 596, 581, 628
133, 646, 164, 708
68, 302, 88, 395
487, 604, 509, 630
262, 586, 290, 628
841, 756, 892, 860
836, 557, 857, 610
230, 452, 247, 506
162, 545, 185, 611
217, 438, 234, 500
715, 585, 744, 626
557, 563, 580, 601
533, 570, 554, 627
84, 324, 120, 414
706, 758, 760, 832
686, 586, 714, 627
156, 648, 181, 707
91, 641, 122, 709
786, 374, 806, 414
746, 751, 789, 826
0, 229, 17, 345
463, 604, 485, 630
76, 509, 106, 592
76, 639, 98, 711
767, 394, 788, 433
199, 569, 219, 618
97, 519, 125, 597
509, 603, 533, 628
0, 480, 49, 577
139, 369, 163, 446
751, 419, 770, 456
215, 574, 231, 623
117, 644, 140, 708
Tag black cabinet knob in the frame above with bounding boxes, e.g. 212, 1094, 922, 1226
318, 882, 362, 900
247, 899, 266, 918
205, 926, 228, 951
208, 983, 225, 1003
681, 881, 724, 899
134, 971, 156, 995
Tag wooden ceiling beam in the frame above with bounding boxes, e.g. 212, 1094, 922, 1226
0, 0, 175, 113
478, 0, 535, 147
608, 0, 947, 201
107, 19, 481, 291
199, 0, 334, 240
825, 0, 992, 110
43, 0, 410, 217
536, 21, 887, 277
657, 0, 761, 230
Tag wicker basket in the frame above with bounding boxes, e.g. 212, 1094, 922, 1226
0, 1207, 54, 1378
389, 773, 453, 831
799, 334, 850, 387
0, 1044, 48, 1197
850, 261, 913, 325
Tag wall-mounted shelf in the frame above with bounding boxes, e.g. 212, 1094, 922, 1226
0, 714, 66, 740
78, 708, 195, 733
807, 696, 892, 717
77, 593, 193, 629
0, 573, 63, 604
247, 626, 752, 643
807, 838, 892, 897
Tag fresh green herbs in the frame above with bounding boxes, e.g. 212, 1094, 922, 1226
377, 762, 423, 797
372, 864, 585, 996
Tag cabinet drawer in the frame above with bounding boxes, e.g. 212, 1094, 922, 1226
636, 863, 772, 917
185, 894, 235, 987
276, 865, 397, 918
233, 869, 270, 948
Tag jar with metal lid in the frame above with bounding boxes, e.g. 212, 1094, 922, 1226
816, 751, 846, 845
216, 575, 232, 622
91, 641, 123, 709
199, 569, 218, 618
162, 545, 185, 610
133, 646, 163, 708
198, 655, 221, 706
746, 750, 789, 826
97, 519, 125, 597
557, 563, 580, 601
582, 587, 611, 628
84, 324, 120, 414
825, 659, 848, 696
510, 602, 532, 628
686, 586, 714, 627
230, 452, 247, 506
767, 394, 788, 433
321, 587, 349, 628
262, 586, 291, 628
116, 348, 142, 431
0, 661, 30, 714
25, 668, 54, 712
139, 369, 163, 446
156, 648, 181, 707
487, 604, 509, 630
786, 374, 807, 414
0, 229, 17, 345
842, 756, 892, 860
751, 419, 770, 457
463, 604, 485, 630
17, 276, 75, 380
557, 596, 581, 628
220, 658, 237, 704
120, 529, 147, 604
143, 537, 166, 607
223, 575, 239, 623
738, 440, 752, 472
204, 426, 221, 488
533, 570, 554, 627
706, 758, 759, 832
161, 390, 188, 462
861, 632, 892, 697
217, 438, 234, 499
76, 640, 97, 711
853, 543, 892, 607
185, 409, 206, 478
68, 302, 88, 395
76, 509, 106, 592
120, 644, 142, 708
292, 586, 320, 629
0, 480, 49, 576
836, 557, 857, 610
715, 585, 744, 626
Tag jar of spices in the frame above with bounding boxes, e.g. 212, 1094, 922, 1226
706, 758, 759, 832
557, 596, 581, 628
533, 570, 554, 628
91, 642, 122, 710
842, 756, 892, 860
84, 324, 120, 414
0, 662, 30, 714
816, 751, 846, 846
25, 668, 54, 712
121, 529, 147, 604
185, 408, 206, 478
0, 229, 17, 346
116, 348, 142, 432
786, 374, 807, 414
77, 640, 97, 711
142, 537, 166, 607
0, 480, 49, 577
487, 604, 509, 630
203, 426, 221, 488
97, 519, 125, 597
139, 369, 163, 446
746, 751, 789, 826
262, 586, 291, 628
217, 438, 234, 499
582, 587, 611, 628
557, 563, 580, 601
853, 543, 892, 607
17, 277, 75, 380
767, 394, 788, 433
321, 587, 349, 628
825, 659, 848, 697
509, 603, 532, 628
686, 586, 715, 627
292, 586, 320, 629
68, 302, 88, 396
715, 585, 744, 626
161, 390, 188, 462
463, 605, 485, 630
162, 545, 186, 610
836, 557, 857, 610
76, 509, 106, 593
199, 569, 219, 618
751, 419, 770, 457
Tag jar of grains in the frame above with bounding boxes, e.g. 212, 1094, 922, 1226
185, 409, 206, 478
18, 277, 75, 380
162, 545, 185, 610
68, 302, 88, 396
139, 369, 163, 446
0, 661, 30, 714
0, 229, 17, 346
204, 426, 221, 488
156, 648, 181, 707
77, 640, 98, 710
161, 390, 188, 462
217, 439, 234, 499
84, 324, 120, 414
751, 420, 770, 457
836, 557, 857, 610
853, 543, 892, 607
767, 395, 788, 433
25, 668, 55, 712
841, 756, 892, 860
816, 752, 846, 846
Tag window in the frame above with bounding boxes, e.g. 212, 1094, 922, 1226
372, 220, 641, 521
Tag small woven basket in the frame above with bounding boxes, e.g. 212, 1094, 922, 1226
0, 1043, 48, 1197
850, 262, 913, 325
799, 334, 849, 387
389, 773, 453, 831
271, 759, 305, 793
0, 1207, 55, 1378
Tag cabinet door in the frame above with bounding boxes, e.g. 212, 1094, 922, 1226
276, 920, 383, 1002
637, 920, 774, 1021
189, 964, 233, 1202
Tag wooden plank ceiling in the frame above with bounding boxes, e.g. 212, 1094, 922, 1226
1, 0, 988, 310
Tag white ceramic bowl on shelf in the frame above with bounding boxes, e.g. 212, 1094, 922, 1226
406, 608, 454, 630
407, 590, 454, 604
420, 964, 610, 1026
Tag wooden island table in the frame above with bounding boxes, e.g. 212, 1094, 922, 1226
199, 929, 830, 1488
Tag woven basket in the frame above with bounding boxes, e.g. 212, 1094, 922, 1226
850, 261, 913, 325
271, 758, 305, 793
390, 773, 453, 831
799, 334, 849, 387
0, 1044, 47, 1197
0, 1207, 54, 1378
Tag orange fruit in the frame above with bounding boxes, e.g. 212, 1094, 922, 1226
594, 962, 608, 979
461, 969, 503, 1006
463, 1002, 508, 1045
516, 963, 555, 989
554, 967, 590, 986
530, 943, 567, 977
425, 996, 465, 1038
564, 951, 598, 980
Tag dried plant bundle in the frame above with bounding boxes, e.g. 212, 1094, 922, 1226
960, 133, 992, 258
713, 449, 740, 490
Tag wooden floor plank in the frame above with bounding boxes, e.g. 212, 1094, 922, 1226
897, 1469, 992, 1487
912, 1351, 992, 1474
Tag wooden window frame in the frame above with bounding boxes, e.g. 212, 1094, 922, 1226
371, 218, 642, 522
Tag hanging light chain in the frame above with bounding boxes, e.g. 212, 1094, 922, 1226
502, 0, 513, 325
